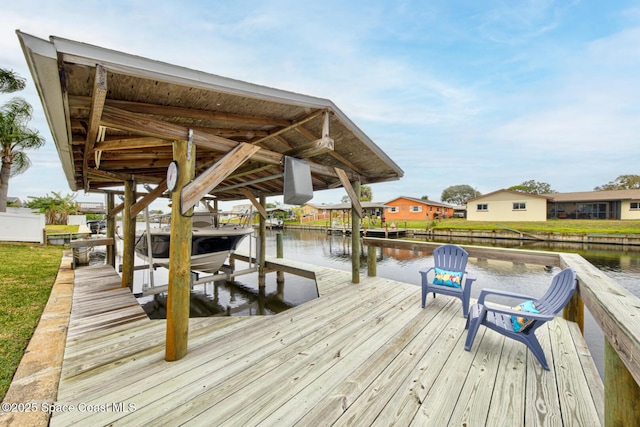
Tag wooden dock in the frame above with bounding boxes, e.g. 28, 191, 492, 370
7, 256, 603, 426
327, 227, 408, 238
364, 228, 407, 238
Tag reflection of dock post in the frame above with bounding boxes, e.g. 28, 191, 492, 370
258, 194, 266, 288
106, 192, 116, 268
276, 232, 285, 286
367, 245, 377, 277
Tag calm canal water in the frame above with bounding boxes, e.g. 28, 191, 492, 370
110, 227, 640, 379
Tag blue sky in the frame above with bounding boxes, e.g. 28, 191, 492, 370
2, 1, 639, 210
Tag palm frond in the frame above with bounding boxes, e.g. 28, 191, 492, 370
0, 68, 27, 93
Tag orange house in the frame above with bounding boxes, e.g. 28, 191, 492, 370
384, 196, 454, 221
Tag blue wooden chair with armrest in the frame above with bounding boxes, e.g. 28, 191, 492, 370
464, 267, 577, 370
420, 244, 476, 318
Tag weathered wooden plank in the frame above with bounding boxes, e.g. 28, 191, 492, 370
57, 317, 256, 404
57, 279, 355, 400
567, 321, 604, 425
486, 331, 528, 426
53, 282, 415, 426
549, 318, 601, 426
293, 298, 458, 427
448, 331, 504, 427
524, 323, 562, 427
81, 284, 419, 426
199, 289, 424, 426
408, 324, 484, 425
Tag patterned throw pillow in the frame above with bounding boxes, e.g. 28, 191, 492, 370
432, 267, 463, 288
511, 300, 539, 332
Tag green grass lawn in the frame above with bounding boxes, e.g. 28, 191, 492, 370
0, 242, 63, 400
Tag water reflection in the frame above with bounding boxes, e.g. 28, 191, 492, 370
140, 280, 298, 318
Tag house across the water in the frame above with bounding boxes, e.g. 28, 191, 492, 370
384, 196, 454, 221
467, 189, 640, 221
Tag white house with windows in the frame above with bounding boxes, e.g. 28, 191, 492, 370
466, 190, 550, 221
467, 189, 640, 221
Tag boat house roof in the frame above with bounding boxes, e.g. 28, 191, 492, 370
17, 32, 403, 202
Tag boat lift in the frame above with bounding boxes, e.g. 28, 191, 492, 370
137, 206, 259, 297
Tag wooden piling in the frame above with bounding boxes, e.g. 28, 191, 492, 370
605, 338, 640, 426
121, 179, 136, 291
166, 139, 195, 361
258, 194, 266, 288
351, 179, 360, 284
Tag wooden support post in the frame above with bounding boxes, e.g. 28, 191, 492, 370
258, 194, 267, 288
563, 291, 584, 334
106, 193, 116, 268
605, 338, 640, 426
352, 179, 360, 284
121, 179, 136, 290
213, 199, 219, 228
166, 139, 195, 362
276, 232, 284, 285
367, 245, 377, 277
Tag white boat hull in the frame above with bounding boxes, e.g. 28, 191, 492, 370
135, 225, 253, 274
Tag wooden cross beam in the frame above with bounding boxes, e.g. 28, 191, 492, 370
180, 142, 261, 215
335, 167, 363, 218
240, 188, 268, 219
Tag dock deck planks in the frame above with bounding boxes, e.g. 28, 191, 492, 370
45, 257, 603, 426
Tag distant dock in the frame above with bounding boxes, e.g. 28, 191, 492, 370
327, 227, 407, 238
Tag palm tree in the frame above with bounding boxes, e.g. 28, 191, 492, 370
0, 67, 26, 93
0, 97, 45, 211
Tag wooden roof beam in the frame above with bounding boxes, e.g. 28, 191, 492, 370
70, 95, 291, 127
94, 136, 170, 151
100, 105, 349, 181
283, 137, 333, 159
250, 109, 327, 146
82, 65, 107, 190
86, 167, 131, 182
295, 122, 366, 176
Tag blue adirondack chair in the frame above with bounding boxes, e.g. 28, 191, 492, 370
419, 244, 476, 317
464, 268, 577, 370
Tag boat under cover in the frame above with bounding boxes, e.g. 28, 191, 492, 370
135, 225, 253, 274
